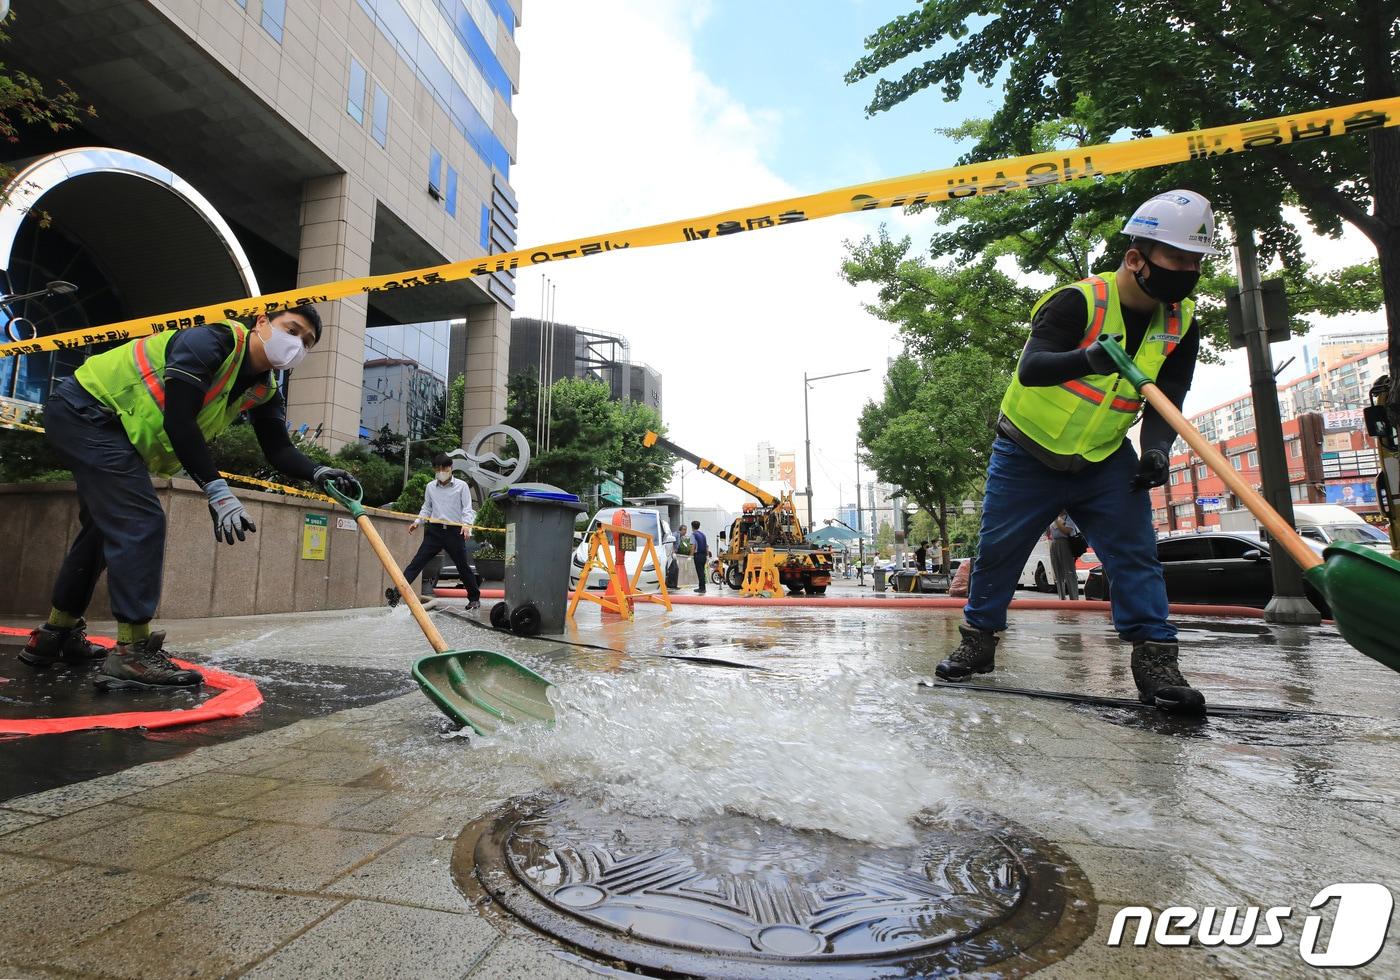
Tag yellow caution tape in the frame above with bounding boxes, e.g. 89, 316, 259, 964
216, 470, 504, 532
0, 413, 504, 530
2, 97, 1396, 359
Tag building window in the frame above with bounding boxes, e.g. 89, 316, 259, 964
1288, 439, 1301, 458
347, 58, 367, 124
370, 82, 389, 147
1247, 450, 1258, 468
260, 0, 285, 41
1291, 483, 1308, 501
1231, 455, 1243, 470
480, 203, 491, 250
444, 166, 458, 216
1169, 470, 1178, 486
1194, 464, 1206, 479
428, 147, 443, 198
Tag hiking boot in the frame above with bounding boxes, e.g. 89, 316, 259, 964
19, 620, 107, 668
935, 625, 999, 681
1131, 640, 1206, 715
385, 587, 401, 608
95, 632, 203, 690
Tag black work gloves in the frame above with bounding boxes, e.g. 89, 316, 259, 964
1083, 336, 1125, 376
1130, 449, 1170, 492
313, 465, 362, 497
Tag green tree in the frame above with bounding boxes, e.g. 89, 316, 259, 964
875, 519, 894, 555
611, 398, 673, 497
0, 18, 94, 213
504, 376, 615, 495
858, 349, 1006, 572
847, 2, 1400, 421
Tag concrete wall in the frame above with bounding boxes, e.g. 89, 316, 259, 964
0, 479, 420, 621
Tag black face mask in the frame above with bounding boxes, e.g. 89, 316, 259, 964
1133, 254, 1200, 305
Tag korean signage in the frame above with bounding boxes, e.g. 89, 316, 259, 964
1322, 449, 1380, 480
1323, 432, 1354, 453
301, 513, 328, 560
1323, 409, 1366, 431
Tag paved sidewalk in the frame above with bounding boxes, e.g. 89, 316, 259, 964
2, 601, 1397, 977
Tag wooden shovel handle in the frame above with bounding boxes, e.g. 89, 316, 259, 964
1125, 368, 1324, 573
358, 514, 450, 653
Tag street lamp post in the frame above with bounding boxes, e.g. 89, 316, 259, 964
803, 367, 870, 531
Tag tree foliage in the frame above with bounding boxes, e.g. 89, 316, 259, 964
503, 373, 675, 499
858, 349, 1007, 571
847, 1, 1400, 419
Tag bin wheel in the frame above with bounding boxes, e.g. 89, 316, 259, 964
489, 601, 509, 629
808, 585, 827, 596
786, 584, 805, 596
510, 603, 542, 637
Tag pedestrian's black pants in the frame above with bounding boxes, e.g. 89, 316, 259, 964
43, 379, 166, 624
403, 525, 480, 600
693, 552, 707, 590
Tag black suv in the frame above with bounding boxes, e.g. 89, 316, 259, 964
1085, 531, 1329, 614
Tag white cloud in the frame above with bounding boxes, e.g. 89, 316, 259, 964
509, 0, 910, 517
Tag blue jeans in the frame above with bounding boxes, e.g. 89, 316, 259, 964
964, 436, 1175, 643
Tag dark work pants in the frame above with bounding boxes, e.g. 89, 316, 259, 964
403, 525, 480, 600
693, 552, 707, 591
43, 379, 166, 624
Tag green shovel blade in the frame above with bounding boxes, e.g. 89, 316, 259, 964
1307, 542, 1400, 674
412, 650, 556, 735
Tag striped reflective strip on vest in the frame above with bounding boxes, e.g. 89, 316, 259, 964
1161, 304, 1182, 356
131, 326, 247, 413
1059, 378, 1142, 414
1074, 276, 1110, 349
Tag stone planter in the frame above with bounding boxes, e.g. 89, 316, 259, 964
475, 557, 506, 581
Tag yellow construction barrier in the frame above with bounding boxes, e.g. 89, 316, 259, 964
2, 97, 1397, 359
568, 522, 672, 622
740, 548, 785, 598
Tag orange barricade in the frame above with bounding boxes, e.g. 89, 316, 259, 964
568, 522, 672, 622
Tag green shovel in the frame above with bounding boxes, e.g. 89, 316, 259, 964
322, 479, 556, 734
1100, 336, 1400, 673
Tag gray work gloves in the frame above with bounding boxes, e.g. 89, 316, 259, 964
313, 465, 361, 496
1130, 449, 1171, 492
203, 478, 256, 544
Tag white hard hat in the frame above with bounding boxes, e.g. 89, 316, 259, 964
1121, 189, 1222, 255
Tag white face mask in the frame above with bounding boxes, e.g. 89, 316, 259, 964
436, 470, 453, 484
260, 322, 308, 371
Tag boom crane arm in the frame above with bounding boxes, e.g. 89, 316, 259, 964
642, 431, 779, 508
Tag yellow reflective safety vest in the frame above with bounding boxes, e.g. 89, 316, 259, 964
74, 322, 277, 477
1000, 275, 1193, 463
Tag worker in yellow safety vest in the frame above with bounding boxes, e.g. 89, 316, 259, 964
18, 308, 360, 691
937, 190, 1221, 715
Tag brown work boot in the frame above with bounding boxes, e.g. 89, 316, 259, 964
935, 624, 999, 681
95, 632, 203, 690
19, 620, 107, 668
1131, 640, 1206, 715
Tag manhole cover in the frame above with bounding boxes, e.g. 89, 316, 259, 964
454, 797, 1095, 978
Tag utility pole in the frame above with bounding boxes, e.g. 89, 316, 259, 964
1237, 227, 1320, 625
803, 371, 814, 531
855, 441, 864, 566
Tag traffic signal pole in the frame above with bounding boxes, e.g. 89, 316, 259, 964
1236, 228, 1321, 625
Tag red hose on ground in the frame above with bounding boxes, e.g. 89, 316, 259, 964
433, 588, 1265, 619
0, 626, 263, 737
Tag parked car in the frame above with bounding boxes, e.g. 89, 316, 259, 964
1084, 531, 1329, 614
570, 507, 675, 591
1018, 536, 1098, 592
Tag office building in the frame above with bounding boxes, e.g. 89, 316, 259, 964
0, 0, 523, 447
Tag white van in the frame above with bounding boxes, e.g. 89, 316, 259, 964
1291, 504, 1392, 556
569, 507, 676, 591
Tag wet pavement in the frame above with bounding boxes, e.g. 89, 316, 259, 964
1, 596, 1398, 977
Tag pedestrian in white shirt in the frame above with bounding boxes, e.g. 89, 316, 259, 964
387, 453, 481, 609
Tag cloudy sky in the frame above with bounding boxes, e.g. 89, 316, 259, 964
506, 1, 1383, 516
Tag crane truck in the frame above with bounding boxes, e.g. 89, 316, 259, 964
642, 431, 834, 594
